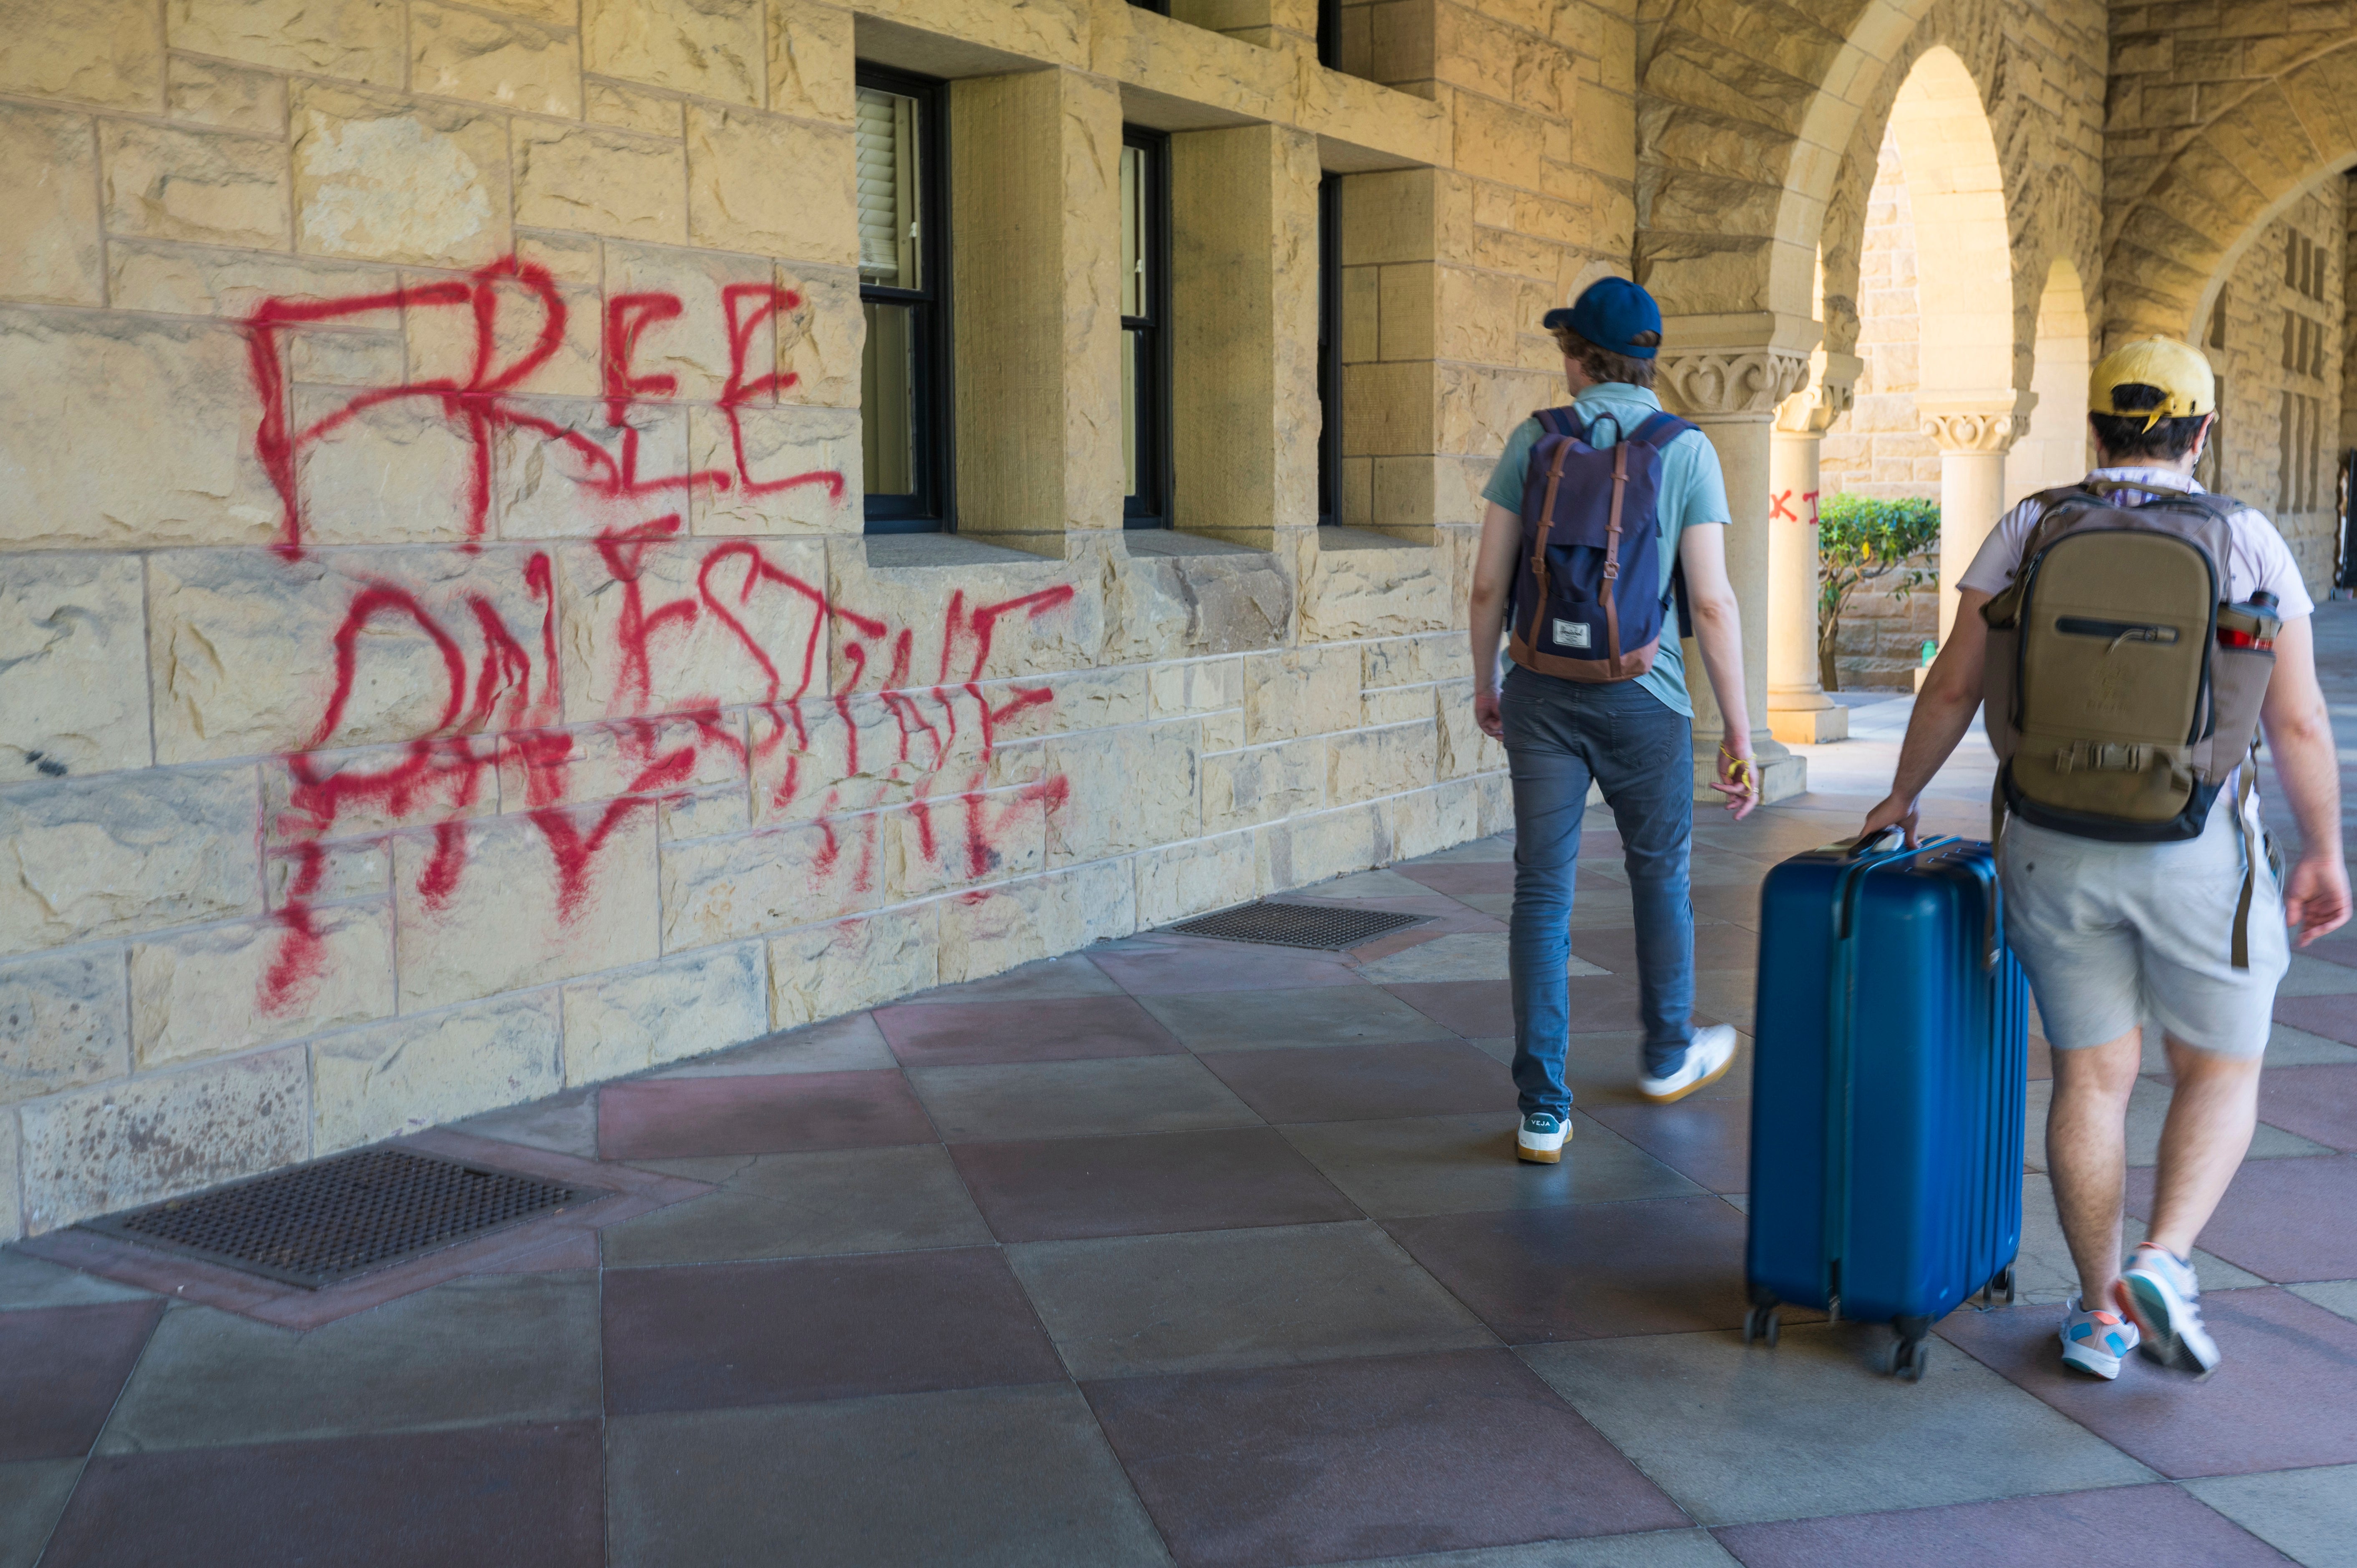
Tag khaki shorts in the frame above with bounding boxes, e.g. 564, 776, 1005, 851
1998, 790, 2288, 1058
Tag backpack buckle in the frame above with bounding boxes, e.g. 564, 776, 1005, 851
2054, 740, 2148, 773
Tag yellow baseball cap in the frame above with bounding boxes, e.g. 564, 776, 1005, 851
2090, 337, 2215, 430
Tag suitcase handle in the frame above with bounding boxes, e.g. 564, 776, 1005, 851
1842, 827, 1908, 859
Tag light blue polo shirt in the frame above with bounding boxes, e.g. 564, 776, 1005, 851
1481, 382, 1730, 718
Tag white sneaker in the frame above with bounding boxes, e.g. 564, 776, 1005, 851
1638, 1024, 1738, 1104
2121, 1245, 2221, 1378
1516, 1112, 1570, 1164
2058, 1294, 2140, 1379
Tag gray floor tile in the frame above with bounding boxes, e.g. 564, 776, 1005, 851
651, 1012, 897, 1077
451, 1085, 602, 1158
1357, 932, 1607, 984
1279, 1112, 1704, 1218
1298, 869, 1451, 899
2024, 1079, 2331, 1172
95, 1273, 602, 1453
1403, 836, 1518, 864
1138, 984, 1452, 1051
910, 1055, 1261, 1142
603, 1145, 992, 1265
2188, 1464, 2357, 1567
896, 953, 1129, 1005
2011, 1172, 2267, 1306
2280, 954, 2357, 997
1330, 1531, 1740, 1568
2290, 1280, 2357, 1322
1518, 1324, 2155, 1526
0, 1249, 155, 1312
608, 1383, 1171, 1568
1007, 1221, 1493, 1379
2268, 1024, 2357, 1066
0, 1459, 79, 1568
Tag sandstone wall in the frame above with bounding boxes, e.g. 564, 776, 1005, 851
0, 0, 1556, 1240
1818, 128, 1939, 506
2204, 181, 2347, 595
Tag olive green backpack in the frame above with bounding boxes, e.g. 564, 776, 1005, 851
1980, 481, 2282, 966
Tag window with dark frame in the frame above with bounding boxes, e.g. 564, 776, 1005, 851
1317, 175, 1341, 524
1317, 0, 1342, 65
856, 66, 951, 534
1121, 128, 1172, 529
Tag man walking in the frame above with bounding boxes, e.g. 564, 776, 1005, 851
1861, 338, 2349, 1378
1468, 278, 1761, 1166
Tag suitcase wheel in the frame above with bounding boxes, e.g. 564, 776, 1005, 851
1976, 1265, 2018, 1309
1886, 1329, 1931, 1382
1743, 1304, 1780, 1348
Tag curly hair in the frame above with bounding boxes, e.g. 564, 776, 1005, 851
1549, 326, 1661, 390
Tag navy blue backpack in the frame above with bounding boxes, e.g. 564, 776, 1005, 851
1508, 405, 1694, 681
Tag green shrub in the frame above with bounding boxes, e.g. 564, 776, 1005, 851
1816, 494, 1941, 692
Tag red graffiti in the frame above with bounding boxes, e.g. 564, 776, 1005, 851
1770, 488, 1822, 525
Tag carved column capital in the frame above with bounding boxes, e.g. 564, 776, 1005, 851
1917, 393, 2036, 455
1773, 349, 1863, 435
1657, 347, 1815, 420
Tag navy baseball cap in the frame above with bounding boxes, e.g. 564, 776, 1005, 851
1541, 277, 1662, 360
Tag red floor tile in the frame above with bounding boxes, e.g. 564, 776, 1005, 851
0, 1300, 163, 1461
949, 1128, 1360, 1242
1569, 923, 1760, 974
1583, 1097, 1751, 1194
602, 1248, 1064, 1414
1088, 941, 1364, 997
38, 1422, 604, 1568
2125, 1156, 2357, 1282
2256, 1065, 2357, 1151
1383, 1197, 1750, 1342
2275, 995, 2357, 1047
1937, 1288, 2357, 1478
1712, 1482, 2292, 1567
1084, 1349, 1686, 1566
1199, 1040, 1513, 1124
874, 994, 1184, 1068
1385, 975, 1648, 1039
596, 1070, 936, 1160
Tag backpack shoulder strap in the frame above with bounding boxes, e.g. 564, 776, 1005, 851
1625, 410, 1696, 448
1532, 406, 1585, 440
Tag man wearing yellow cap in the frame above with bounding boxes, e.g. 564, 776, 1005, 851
1861, 337, 2349, 1382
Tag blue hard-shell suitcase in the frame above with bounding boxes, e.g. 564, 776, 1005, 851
1743, 833, 2029, 1379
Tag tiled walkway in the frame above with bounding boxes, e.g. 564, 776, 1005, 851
6, 605, 2355, 1567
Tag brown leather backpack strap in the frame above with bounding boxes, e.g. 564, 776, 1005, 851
2231, 744, 2259, 971
1602, 441, 1628, 677
1525, 439, 1571, 643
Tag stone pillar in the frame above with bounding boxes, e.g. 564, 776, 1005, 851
1919, 396, 2030, 643
1657, 325, 1818, 804
1765, 352, 1862, 744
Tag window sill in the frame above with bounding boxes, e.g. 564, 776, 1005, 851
1123, 531, 1274, 561
1317, 525, 1434, 551
863, 534, 1059, 571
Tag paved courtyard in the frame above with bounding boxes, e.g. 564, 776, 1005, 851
5, 605, 2354, 1568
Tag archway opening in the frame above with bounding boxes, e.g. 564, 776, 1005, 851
2015, 258, 2093, 498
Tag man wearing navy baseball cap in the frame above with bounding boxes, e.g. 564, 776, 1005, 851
1467, 276, 1760, 1165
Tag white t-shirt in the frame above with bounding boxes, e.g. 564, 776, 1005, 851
1957, 467, 2316, 617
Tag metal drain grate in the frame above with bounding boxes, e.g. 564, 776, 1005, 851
80, 1147, 603, 1290
1170, 900, 1424, 950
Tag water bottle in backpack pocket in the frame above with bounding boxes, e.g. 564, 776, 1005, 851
1507, 406, 1694, 682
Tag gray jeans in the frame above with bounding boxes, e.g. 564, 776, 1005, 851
1500, 664, 1697, 1113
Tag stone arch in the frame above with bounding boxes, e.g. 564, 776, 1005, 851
2014, 257, 2095, 497
2103, 38, 2357, 346
1882, 45, 2012, 403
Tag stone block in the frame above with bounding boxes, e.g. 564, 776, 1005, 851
1150, 657, 1244, 717
408, 266, 600, 399
1344, 360, 1437, 455
168, 0, 406, 86
1104, 551, 1294, 664
748, 696, 924, 826
1476, 768, 1511, 835
1, 0, 164, 109
555, 534, 831, 723
0, 949, 129, 1106
293, 86, 511, 266
1299, 539, 1454, 640
490, 397, 693, 540
1363, 632, 1466, 689
290, 386, 484, 546
661, 813, 884, 949
515, 122, 686, 244
411, 1, 582, 118
260, 738, 500, 849
101, 121, 290, 251
605, 240, 778, 403
168, 57, 286, 134
659, 782, 750, 841
1327, 719, 1438, 803
775, 263, 862, 408
1041, 667, 1151, 732
131, 905, 395, 1069
149, 548, 549, 763
768, 0, 854, 122
265, 839, 391, 907
1043, 720, 1198, 865
586, 77, 684, 138
0, 767, 261, 956
687, 107, 857, 264
311, 992, 562, 1150
936, 858, 1136, 984
1389, 776, 1480, 861
0, 1113, 17, 1240
1339, 167, 1440, 267
1451, 92, 1546, 190
890, 785, 1048, 898
1435, 676, 1504, 776
768, 901, 937, 1027
1242, 645, 1362, 743
499, 714, 748, 816
1133, 831, 1257, 926
105, 243, 399, 319
825, 543, 1102, 686
287, 326, 405, 385
0, 105, 103, 307
1257, 799, 1390, 892
0, 554, 151, 783
687, 405, 862, 533
0, 307, 280, 549
20, 1047, 307, 1231
1201, 736, 1324, 833
395, 801, 660, 1011
586, 0, 764, 105
561, 941, 768, 1084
